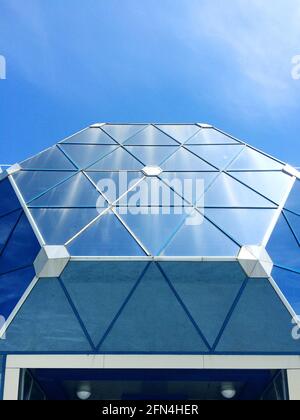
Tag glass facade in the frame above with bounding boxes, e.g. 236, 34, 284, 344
0, 123, 299, 358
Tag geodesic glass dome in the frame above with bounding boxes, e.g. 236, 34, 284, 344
0, 123, 299, 355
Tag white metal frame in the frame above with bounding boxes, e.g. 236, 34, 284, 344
3, 354, 300, 400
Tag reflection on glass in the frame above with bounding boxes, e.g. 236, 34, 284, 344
62, 128, 117, 145
0, 266, 35, 320
68, 211, 146, 256
229, 171, 292, 205
272, 266, 300, 315
267, 214, 300, 273
125, 146, 178, 166
30, 208, 101, 245
102, 124, 148, 143
186, 145, 244, 170
162, 148, 217, 171
87, 148, 143, 171
0, 210, 22, 254
159, 172, 218, 205
161, 210, 239, 256
284, 179, 300, 215
117, 177, 187, 207
284, 210, 300, 245
115, 207, 191, 255
124, 125, 178, 146
20, 146, 76, 170
13, 170, 77, 203
29, 173, 106, 208
0, 213, 40, 275
59, 144, 118, 169
0, 178, 22, 217
228, 147, 283, 171
186, 128, 240, 145
87, 172, 144, 204
205, 208, 277, 245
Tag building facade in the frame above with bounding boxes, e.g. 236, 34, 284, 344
0, 123, 300, 400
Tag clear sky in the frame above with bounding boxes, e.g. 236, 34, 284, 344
0, 0, 300, 166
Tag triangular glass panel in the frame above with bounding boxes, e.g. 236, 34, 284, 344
60, 261, 148, 347
67, 210, 146, 256
62, 128, 117, 145
20, 146, 76, 170
59, 144, 118, 169
0, 278, 92, 352
284, 210, 300, 245
125, 146, 178, 166
29, 208, 102, 245
13, 170, 77, 203
161, 210, 240, 256
87, 172, 144, 204
272, 266, 300, 315
159, 172, 218, 205
86, 148, 144, 171
117, 177, 186, 207
0, 210, 22, 254
162, 148, 217, 171
0, 178, 22, 217
0, 213, 40, 276
155, 125, 200, 144
29, 172, 107, 208
186, 145, 244, 170
205, 208, 277, 246
99, 263, 210, 352
115, 207, 191, 255
160, 261, 246, 346
267, 214, 300, 273
186, 128, 240, 145
102, 124, 148, 143
228, 171, 292, 205
215, 279, 300, 353
228, 146, 283, 171
284, 179, 300, 215
0, 266, 35, 321
202, 173, 275, 208
124, 125, 179, 146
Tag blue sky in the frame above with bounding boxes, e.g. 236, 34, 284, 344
0, 0, 300, 165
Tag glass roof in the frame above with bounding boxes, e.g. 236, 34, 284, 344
61, 127, 118, 145
6, 124, 294, 258
1, 124, 300, 355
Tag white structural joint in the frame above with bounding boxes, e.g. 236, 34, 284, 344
238, 245, 273, 278
34, 245, 70, 278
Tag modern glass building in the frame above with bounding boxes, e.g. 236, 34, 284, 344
0, 123, 300, 400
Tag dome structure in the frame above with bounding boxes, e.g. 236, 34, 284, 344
0, 123, 300, 355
